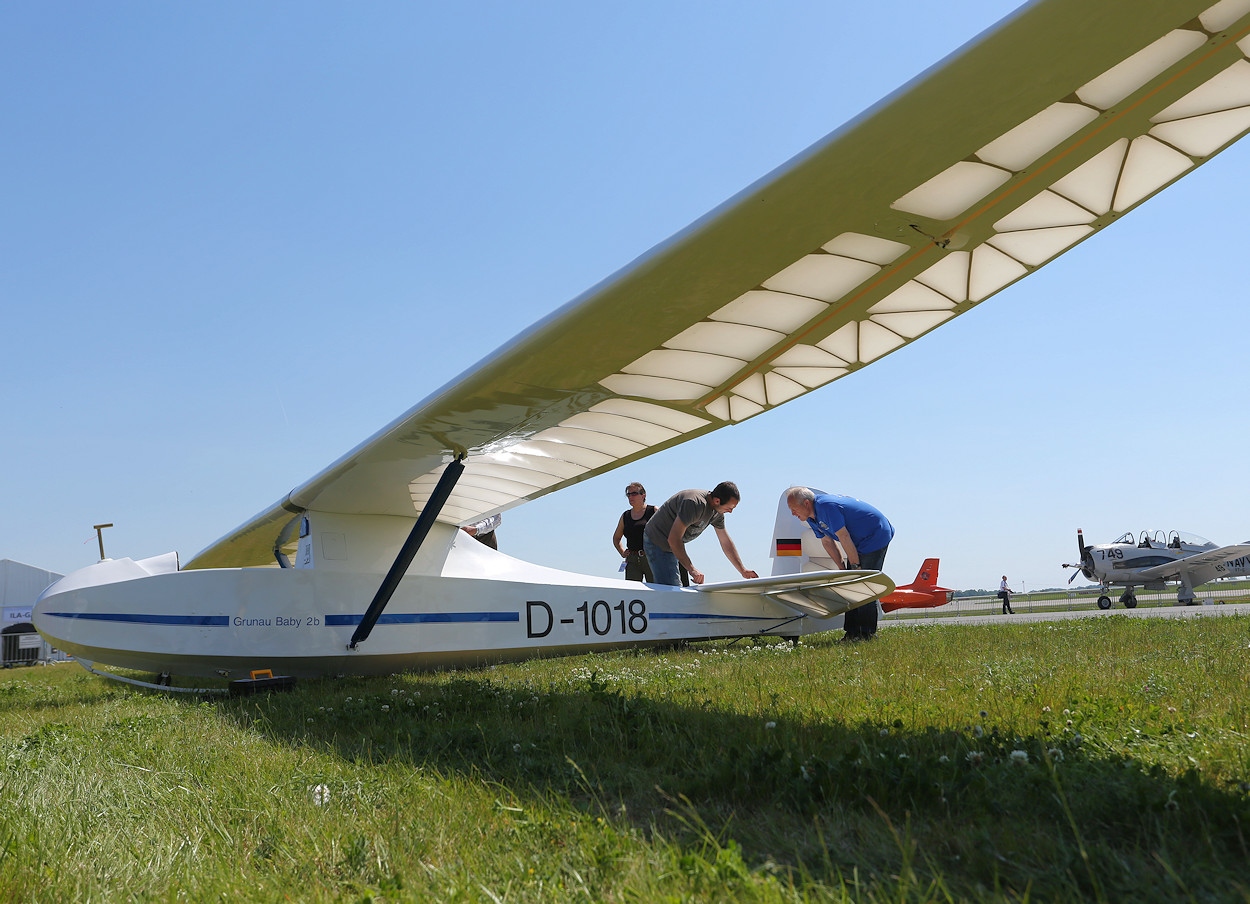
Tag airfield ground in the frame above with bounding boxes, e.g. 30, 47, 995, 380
2, 613, 1248, 902
883, 580, 1250, 626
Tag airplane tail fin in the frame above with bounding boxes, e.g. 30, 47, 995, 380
880, 558, 954, 612
909, 559, 940, 590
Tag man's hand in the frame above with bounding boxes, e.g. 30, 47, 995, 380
688, 567, 705, 584
741, 569, 759, 579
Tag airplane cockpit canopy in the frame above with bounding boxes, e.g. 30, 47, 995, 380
1120, 530, 1215, 552
1115, 530, 1216, 550
1172, 531, 1217, 550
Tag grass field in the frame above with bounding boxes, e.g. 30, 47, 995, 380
2, 616, 1249, 902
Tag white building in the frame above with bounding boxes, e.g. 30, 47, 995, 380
1, 559, 65, 664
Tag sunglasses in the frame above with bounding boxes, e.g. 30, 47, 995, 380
626, 491, 643, 496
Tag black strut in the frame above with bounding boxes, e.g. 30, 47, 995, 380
349, 455, 466, 649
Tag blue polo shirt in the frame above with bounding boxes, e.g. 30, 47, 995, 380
806, 493, 894, 554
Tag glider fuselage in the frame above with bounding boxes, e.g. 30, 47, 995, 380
33, 521, 888, 679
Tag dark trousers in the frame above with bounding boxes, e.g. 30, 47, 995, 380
998, 590, 1013, 614
843, 545, 887, 637
624, 550, 653, 582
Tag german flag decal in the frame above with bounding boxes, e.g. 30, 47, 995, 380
775, 538, 802, 556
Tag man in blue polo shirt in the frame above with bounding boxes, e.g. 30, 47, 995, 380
785, 486, 894, 640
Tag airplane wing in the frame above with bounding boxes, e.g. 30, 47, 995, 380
699, 571, 897, 620
188, 0, 1250, 569
1136, 543, 1250, 580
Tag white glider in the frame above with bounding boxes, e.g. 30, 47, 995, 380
35, 0, 1250, 681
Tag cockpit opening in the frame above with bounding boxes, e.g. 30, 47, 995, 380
1115, 530, 1215, 551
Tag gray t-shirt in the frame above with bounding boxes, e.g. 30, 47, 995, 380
643, 489, 726, 552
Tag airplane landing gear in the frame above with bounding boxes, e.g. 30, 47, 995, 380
1177, 571, 1197, 606
1119, 589, 1138, 609
1097, 595, 1112, 610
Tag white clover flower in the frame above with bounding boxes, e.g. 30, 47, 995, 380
381, 705, 390, 712
1048, 748, 1064, 762
1011, 750, 1029, 765
310, 784, 330, 806
765, 721, 777, 730
391, 689, 399, 696
939, 755, 950, 764
307, 717, 314, 723
898, 753, 908, 761
972, 725, 984, 738
880, 728, 889, 737
966, 751, 984, 766
1042, 705, 1051, 713
513, 743, 522, 753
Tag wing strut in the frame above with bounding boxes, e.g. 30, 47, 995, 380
348, 454, 466, 650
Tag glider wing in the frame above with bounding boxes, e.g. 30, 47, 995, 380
189, 0, 1250, 568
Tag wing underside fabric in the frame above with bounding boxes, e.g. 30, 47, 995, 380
188, 0, 1250, 569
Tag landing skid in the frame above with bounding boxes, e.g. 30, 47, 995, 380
72, 656, 226, 696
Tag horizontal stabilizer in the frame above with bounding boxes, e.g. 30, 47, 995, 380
699, 569, 895, 619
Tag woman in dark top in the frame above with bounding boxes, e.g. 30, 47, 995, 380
613, 482, 655, 582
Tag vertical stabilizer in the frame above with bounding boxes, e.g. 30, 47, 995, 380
910, 559, 940, 589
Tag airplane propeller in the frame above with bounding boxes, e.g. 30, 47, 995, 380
1062, 528, 1092, 584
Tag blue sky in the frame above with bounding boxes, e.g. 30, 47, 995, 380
3, 2, 1247, 593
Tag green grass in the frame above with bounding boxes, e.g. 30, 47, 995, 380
3, 617, 1249, 902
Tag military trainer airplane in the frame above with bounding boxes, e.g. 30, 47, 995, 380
33, 0, 1250, 688
1064, 528, 1250, 609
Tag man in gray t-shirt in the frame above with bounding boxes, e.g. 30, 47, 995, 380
642, 482, 758, 586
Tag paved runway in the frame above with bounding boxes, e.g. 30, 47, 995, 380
883, 601, 1250, 628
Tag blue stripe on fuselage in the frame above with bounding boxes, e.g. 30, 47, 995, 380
43, 612, 230, 627
45, 611, 519, 627
650, 612, 780, 620
324, 612, 519, 626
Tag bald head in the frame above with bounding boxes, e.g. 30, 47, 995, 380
786, 486, 816, 521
